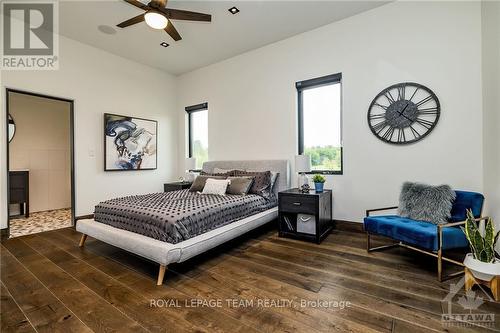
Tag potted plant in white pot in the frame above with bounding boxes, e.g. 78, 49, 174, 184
461, 210, 500, 281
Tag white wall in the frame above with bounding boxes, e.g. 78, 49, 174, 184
176, 1, 484, 222
1, 35, 178, 228
481, 1, 500, 234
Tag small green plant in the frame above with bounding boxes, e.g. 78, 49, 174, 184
461, 209, 499, 263
312, 174, 326, 183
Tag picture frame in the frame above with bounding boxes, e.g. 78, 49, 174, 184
104, 113, 158, 171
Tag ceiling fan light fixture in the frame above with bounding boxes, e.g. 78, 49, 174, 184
144, 10, 168, 29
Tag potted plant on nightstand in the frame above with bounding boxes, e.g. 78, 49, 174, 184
312, 174, 326, 193
462, 210, 500, 291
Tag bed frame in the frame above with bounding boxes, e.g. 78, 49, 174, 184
76, 160, 290, 285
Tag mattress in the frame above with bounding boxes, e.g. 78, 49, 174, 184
94, 189, 276, 243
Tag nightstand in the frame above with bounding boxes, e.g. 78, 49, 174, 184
164, 181, 192, 192
278, 188, 332, 244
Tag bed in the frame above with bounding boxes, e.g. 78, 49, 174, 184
76, 160, 289, 285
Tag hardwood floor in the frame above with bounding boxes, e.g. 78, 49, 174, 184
1, 224, 499, 333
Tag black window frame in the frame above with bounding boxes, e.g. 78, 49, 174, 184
297, 73, 343, 175
186, 102, 208, 172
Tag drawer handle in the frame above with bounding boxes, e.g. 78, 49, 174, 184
299, 217, 312, 222
292, 202, 301, 206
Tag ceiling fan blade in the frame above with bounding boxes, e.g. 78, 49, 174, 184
158, 8, 211, 22
123, 0, 149, 10
164, 20, 182, 41
117, 14, 145, 28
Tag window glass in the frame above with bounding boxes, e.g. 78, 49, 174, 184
190, 109, 208, 170
299, 78, 342, 173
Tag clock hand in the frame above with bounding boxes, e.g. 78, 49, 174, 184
399, 112, 413, 122
396, 102, 414, 122
397, 102, 409, 116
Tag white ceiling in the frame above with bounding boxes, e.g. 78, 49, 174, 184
59, 1, 389, 75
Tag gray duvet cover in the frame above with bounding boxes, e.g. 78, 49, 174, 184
94, 189, 276, 244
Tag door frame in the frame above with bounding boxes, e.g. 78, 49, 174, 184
5, 88, 75, 236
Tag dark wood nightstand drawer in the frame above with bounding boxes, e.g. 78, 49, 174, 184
279, 195, 316, 214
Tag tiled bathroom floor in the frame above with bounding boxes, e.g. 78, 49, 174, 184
9, 208, 72, 238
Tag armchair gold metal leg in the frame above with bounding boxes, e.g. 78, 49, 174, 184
368, 243, 400, 252
79, 234, 87, 247
445, 271, 465, 280
437, 249, 443, 282
437, 225, 443, 282
366, 232, 399, 252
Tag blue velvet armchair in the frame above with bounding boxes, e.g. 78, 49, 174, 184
364, 191, 485, 282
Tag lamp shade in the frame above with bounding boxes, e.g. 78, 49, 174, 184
185, 157, 197, 171
295, 155, 311, 173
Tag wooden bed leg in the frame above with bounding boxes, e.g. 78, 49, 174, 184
157, 265, 167, 286
79, 234, 88, 247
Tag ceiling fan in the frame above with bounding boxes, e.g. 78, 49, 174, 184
117, 0, 211, 41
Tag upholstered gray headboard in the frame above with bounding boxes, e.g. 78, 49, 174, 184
202, 160, 290, 195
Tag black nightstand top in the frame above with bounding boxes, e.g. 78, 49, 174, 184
165, 181, 193, 186
164, 181, 193, 192
279, 188, 332, 197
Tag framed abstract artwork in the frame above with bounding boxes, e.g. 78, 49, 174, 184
104, 113, 157, 171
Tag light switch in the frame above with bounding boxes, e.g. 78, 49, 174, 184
88, 149, 95, 157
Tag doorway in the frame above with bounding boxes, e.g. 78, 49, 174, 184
6, 89, 75, 238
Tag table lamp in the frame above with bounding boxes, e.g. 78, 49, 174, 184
295, 155, 311, 192
185, 157, 197, 182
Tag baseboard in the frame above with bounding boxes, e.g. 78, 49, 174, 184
333, 219, 364, 233
75, 214, 94, 221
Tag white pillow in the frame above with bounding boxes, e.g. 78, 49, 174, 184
202, 178, 231, 195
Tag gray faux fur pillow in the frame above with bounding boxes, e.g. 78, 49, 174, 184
398, 182, 456, 224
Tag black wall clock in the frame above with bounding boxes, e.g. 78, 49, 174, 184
367, 82, 440, 144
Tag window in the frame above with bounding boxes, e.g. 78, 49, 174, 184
297, 73, 343, 174
186, 103, 208, 170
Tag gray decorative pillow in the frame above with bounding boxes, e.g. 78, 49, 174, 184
241, 170, 279, 192
189, 175, 227, 192
233, 170, 272, 199
269, 172, 279, 191
398, 182, 456, 224
227, 177, 254, 195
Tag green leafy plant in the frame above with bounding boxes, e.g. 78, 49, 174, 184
312, 174, 326, 184
461, 209, 499, 263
